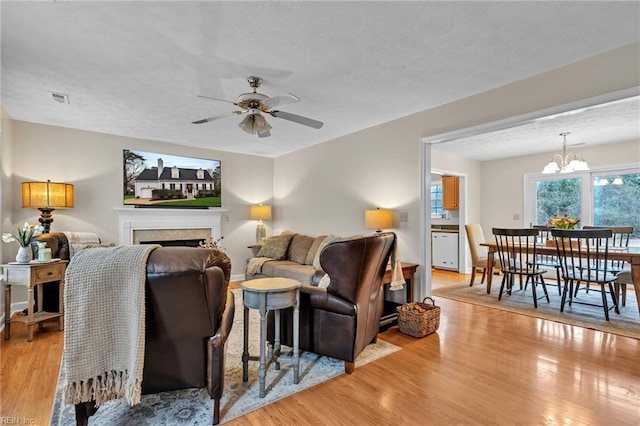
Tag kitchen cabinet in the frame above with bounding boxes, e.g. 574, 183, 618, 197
442, 175, 459, 210
432, 231, 459, 271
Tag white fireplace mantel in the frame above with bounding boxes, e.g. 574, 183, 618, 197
114, 207, 228, 245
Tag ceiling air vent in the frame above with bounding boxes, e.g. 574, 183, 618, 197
50, 92, 70, 104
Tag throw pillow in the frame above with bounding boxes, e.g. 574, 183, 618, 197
305, 235, 327, 265
256, 234, 294, 260
287, 234, 315, 264
317, 273, 331, 289
312, 234, 341, 270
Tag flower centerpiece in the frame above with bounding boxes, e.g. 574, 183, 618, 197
2, 222, 44, 263
547, 214, 580, 229
545, 214, 580, 248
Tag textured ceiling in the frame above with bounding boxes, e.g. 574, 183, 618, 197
432, 95, 640, 161
2, 1, 639, 158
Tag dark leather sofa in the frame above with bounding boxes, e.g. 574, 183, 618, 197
33, 233, 234, 425
269, 232, 396, 373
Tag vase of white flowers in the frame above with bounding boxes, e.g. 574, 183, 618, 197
2, 222, 44, 263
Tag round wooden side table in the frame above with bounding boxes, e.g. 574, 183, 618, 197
241, 277, 301, 398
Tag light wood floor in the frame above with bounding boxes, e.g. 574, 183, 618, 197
1, 270, 639, 425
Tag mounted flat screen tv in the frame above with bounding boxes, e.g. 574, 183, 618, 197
123, 149, 221, 208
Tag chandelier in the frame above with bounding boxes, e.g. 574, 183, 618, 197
542, 132, 589, 174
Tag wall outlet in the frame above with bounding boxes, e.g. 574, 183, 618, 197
513, 213, 520, 220
399, 211, 409, 222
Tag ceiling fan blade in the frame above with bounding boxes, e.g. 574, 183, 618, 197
262, 93, 301, 109
197, 94, 238, 105
191, 112, 238, 124
271, 110, 323, 129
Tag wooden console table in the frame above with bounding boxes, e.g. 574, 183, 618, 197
2, 260, 67, 341
380, 262, 419, 327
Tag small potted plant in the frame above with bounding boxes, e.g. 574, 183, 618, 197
2, 222, 44, 263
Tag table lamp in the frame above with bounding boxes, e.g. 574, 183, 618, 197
22, 180, 74, 233
250, 204, 272, 243
365, 208, 393, 233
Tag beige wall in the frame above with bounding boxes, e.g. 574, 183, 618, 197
6, 121, 274, 279
1, 105, 17, 317
481, 139, 640, 234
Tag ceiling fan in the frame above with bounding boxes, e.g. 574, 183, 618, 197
192, 76, 323, 138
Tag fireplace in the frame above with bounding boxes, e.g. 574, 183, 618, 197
114, 207, 227, 246
139, 239, 204, 247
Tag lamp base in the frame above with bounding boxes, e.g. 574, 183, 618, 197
256, 222, 266, 243
37, 207, 55, 234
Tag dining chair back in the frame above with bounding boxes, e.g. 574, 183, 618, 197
582, 226, 633, 273
492, 228, 549, 308
532, 225, 562, 295
465, 224, 489, 287
551, 228, 620, 320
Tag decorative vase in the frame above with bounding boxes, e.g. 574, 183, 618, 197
15, 246, 33, 264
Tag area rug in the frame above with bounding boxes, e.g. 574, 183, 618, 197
433, 279, 640, 339
50, 289, 400, 425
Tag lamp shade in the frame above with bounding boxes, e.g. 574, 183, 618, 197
250, 204, 272, 221
22, 180, 74, 209
365, 208, 393, 231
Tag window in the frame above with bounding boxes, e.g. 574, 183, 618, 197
430, 184, 447, 218
526, 167, 640, 246
535, 177, 582, 226
593, 171, 640, 236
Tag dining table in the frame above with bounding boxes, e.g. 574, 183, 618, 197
480, 241, 640, 305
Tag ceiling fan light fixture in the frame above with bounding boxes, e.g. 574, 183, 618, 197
238, 113, 272, 136
193, 75, 322, 137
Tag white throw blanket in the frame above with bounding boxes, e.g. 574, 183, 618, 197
246, 256, 272, 276
62, 231, 101, 244
63, 244, 159, 407
389, 241, 405, 291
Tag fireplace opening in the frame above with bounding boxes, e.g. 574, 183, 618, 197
140, 239, 204, 247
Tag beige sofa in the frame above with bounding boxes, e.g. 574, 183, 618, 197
246, 232, 339, 285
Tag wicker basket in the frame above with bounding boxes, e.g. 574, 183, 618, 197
396, 297, 441, 338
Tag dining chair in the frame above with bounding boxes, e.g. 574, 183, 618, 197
574, 226, 633, 297
532, 225, 562, 295
582, 226, 632, 272
551, 228, 620, 321
465, 224, 489, 287
492, 228, 549, 308
614, 268, 639, 315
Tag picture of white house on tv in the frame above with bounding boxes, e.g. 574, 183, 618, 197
123, 149, 222, 207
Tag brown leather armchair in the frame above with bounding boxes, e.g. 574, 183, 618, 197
62, 245, 234, 426
269, 232, 396, 373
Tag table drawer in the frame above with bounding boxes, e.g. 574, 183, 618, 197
34, 264, 65, 282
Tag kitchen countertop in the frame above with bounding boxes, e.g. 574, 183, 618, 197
431, 225, 459, 233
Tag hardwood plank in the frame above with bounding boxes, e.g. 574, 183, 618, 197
1, 270, 638, 425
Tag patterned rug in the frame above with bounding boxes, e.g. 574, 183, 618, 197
433, 279, 640, 339
50, 289, 400, 424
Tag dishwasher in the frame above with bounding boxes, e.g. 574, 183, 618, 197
432, 231, 459, 271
